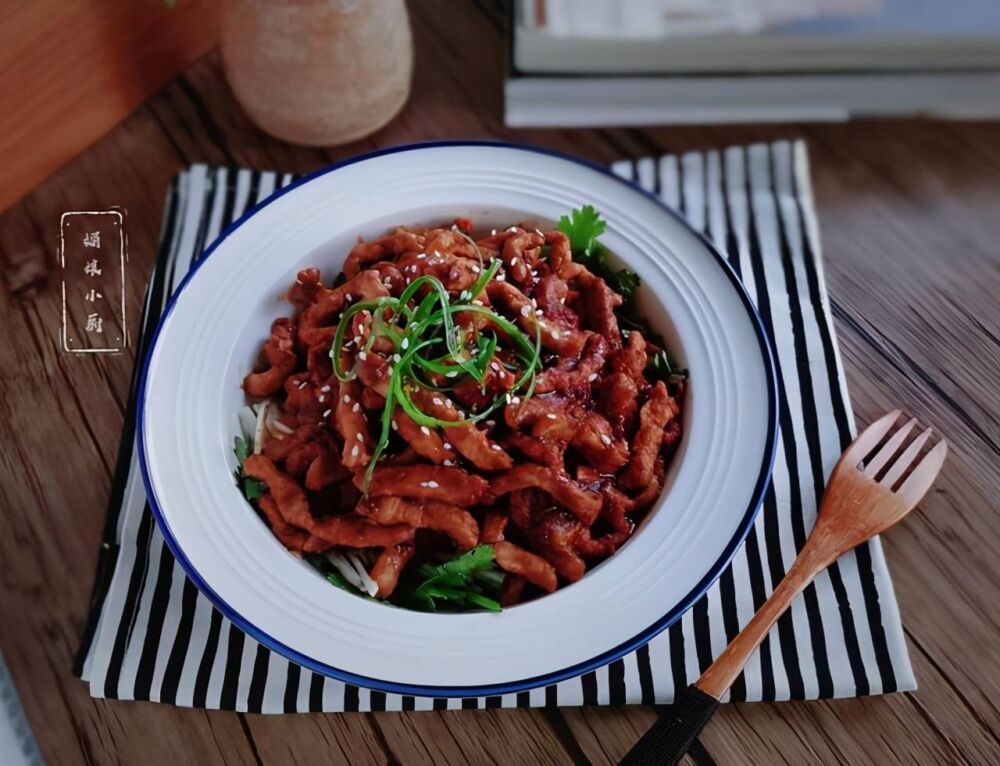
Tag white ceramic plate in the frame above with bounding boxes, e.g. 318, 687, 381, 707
139, 142, 778, 696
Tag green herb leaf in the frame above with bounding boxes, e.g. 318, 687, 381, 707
559, 205, 687, 385
423, 544, 496, 580
243, 477, 266, 501
234, 435, 249, 463
558, 204, 607, 257
233, 436, 267, 502
399, 544, 506, 613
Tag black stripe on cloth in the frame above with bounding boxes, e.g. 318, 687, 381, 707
309, 673, 324, 710
192, 609, 224, 708
787, 152, 897, 693
283, 659, 301, 713
369, 691, 387, 712
248, 643, 270, 713
545, 684, 557, 707
159, 578, 198, 704
461, 698, 478, 710
432, 698, 447, 711
485, 696, 502, 709
132, 541, 176, 699
101, 507, 156, 698
581, 672, 598, 706
219, 624, 246, 709
763, 145, 865, 697
608, 658, 626, 706
516, 691, 530, 707
344, 683, 360, 713
635, 644, 656, 705
401, 695, 415, 712
743, 159, 811, 700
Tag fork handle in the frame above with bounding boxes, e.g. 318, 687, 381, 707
622, 543, 829, 765
619, 685, 719, 766
696, 541, 828, 698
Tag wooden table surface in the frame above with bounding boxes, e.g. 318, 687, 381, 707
2, 3, 999, 764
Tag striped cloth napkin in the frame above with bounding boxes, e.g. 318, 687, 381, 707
75, 140, 915, 712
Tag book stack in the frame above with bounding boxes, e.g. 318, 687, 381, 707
505, 0, 1000, 126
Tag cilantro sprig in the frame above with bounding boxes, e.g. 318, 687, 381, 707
559, 205, 687, 384
233, 436, 266, 501
398, 544, 504, 613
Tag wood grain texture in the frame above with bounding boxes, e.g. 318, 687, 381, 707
0, 0, 219, 214
0, 1, 998, 764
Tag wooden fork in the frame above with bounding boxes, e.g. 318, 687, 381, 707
621, 411, 947, 766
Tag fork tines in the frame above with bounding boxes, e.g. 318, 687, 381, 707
856, 411, 948, 503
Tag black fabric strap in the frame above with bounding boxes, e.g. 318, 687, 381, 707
620, 685, 719, 766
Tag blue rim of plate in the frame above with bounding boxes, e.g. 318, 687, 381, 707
137, 140, 780, 698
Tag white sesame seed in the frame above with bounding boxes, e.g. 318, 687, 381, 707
321, 385, 331, 392
392, 353, 401, 363
432, 397, 443, 406
491, 229, 497, 236
551, 329, 561, 339
443, 442, 452, 450
345, 293, 352, 302
601, 434, 612, 446
352, 403, 360, 413
505, 393, 511, 404
510, 396, 520, 405
391, 420, 399, 431
490, 362, 500, 372
520, 304, 531, 317
427, 480, 439, 488
322, 409, 331, 418
297, 381, 308, 389
486, 420, 496, 427
457, 410, 467, 417
387, 366, 393, 377
546, 413, 557, 420
358, 351, 367, 361
472, 299, 484, 306
471, 264, 481, 273
536, 309, 543, 316
443, 460, 455, 466
344, 394, 351, 403
535, 228, 544, 237
417, 253, 427, 259
351, 445, 360, 457
491, 444, 502, 451
506, 226, 517, 232
401, 337, 409, 350
353, 336, 361, 345
318, 395, 325, 403
446, 371, 457, 378
356, 432, 364, 442
420, 425, 431, 436
497, 273, 506, 282
460, 290, 471, 300
587, 372, 599, 382
510, 257, 518, 267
